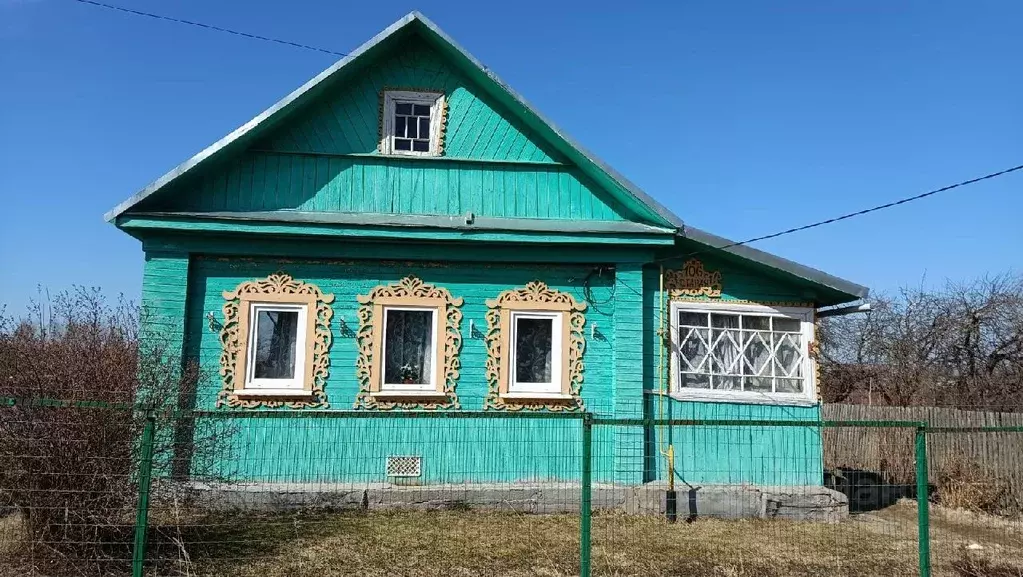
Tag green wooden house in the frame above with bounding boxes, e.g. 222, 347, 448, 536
106, 13, 867, 490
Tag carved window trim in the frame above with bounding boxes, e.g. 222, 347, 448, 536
355, 276, 463, 410
664, 258, 723, 300
484, 282, 587, 412
217, 273, 334, 409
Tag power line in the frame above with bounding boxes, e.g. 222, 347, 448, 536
71, 0, 347, 57
666, 163, 1023, 262
66, 0, 1023, 260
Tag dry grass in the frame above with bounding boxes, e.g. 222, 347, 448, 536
3, 502, 1022, 576
0, 515, 23, 557
158, 501, 1023, 577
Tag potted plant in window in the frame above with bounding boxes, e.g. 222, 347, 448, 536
399, 363, 418, 384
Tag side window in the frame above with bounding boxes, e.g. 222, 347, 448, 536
380, 90, 445, 156
670, 302, 815, 405
218, 273, 335, 409
354, 276, 463, 410
484, 281, 587, 411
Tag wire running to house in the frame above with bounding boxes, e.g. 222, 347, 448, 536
70, 0, 348, 57
662, 162, 1023, 263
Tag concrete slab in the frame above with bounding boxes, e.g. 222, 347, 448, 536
160, 480, 847, 522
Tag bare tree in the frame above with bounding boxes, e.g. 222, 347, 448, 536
819, 273, 1023, 409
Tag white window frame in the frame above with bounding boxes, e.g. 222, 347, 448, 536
243, 302, 308, 393
669, 301, 816, 406
379, 305, 440, 393
380, 90, 445, 156
508, 311, 563, 395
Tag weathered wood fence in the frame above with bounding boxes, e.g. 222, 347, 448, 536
823, 404, 1023, 513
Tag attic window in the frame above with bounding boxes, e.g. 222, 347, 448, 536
381, 90, 445, 156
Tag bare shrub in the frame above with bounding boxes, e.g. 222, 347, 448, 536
0, 287, 223, 575
935, 452, 1015, 516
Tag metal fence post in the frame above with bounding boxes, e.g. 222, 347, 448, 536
915, 426, 931, 577
580, 412, 593, 577
132, 412, 157, 577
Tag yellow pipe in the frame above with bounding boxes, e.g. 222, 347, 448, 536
657, 266, 676, 487
667, 445, 675, 492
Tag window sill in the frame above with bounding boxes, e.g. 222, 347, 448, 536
234, 388, 313, 398
370, 390, 449, 400
500, 392, 576, 402
658, 389, 818, 408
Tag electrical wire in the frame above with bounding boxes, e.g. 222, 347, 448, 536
70, 0, 347, 57
661, 163, 1023, 263
68, 0, 1023, 260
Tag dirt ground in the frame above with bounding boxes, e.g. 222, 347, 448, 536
2, 500, 1021, 576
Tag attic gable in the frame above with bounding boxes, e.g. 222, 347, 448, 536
107, 12, 681, 230
253, 34, 563, 163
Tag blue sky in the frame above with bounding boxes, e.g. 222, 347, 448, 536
1, 0, 1020, 314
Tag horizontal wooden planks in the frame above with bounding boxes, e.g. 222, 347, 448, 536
151, 151, 631, 221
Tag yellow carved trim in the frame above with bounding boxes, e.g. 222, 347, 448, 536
483, 282, 587, 412
354, 276, 463, 410
665, 259, 723, 299
217, 273, 334, 409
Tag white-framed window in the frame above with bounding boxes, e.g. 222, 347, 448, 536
379, 306, 440, 392
669, 301, 815, 405
244, 303, 309, 392
508, 311, 564, 394
380, 90, 444, 156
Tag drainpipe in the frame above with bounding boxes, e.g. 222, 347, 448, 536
816, 303, 872, 318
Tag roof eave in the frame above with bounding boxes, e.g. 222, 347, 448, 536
680, 225, 870, 301
103, 12, 421, 222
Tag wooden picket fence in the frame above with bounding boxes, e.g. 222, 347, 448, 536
823, 404, 1023, 514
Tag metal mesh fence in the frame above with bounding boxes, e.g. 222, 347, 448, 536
589, 411, 930, 577
2, 397, 1023, 577
924, 427, 1023, 575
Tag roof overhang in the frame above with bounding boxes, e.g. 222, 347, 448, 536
678, 225, 869, 304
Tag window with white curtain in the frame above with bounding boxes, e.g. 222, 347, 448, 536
670, 301, 815, 404
380, 306, 438, 392
508, 311, 563, 394
244, 303, 308, 392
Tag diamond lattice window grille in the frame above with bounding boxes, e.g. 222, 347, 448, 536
675, 311, 807, 394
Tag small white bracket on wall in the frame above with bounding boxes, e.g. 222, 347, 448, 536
591, 322, 597, 338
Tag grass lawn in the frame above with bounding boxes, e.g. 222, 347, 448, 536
164, 501, 1022, 577
3, 501, 1022, 576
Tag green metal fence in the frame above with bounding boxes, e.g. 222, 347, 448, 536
2, 397, 1023, 576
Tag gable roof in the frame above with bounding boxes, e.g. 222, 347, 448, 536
104, 11, 868, 303
103, 11, 681, 228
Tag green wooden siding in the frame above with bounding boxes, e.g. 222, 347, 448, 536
142, 152, 630, 221
137, 33, 637, 222
179, 255, 617, 482
642, 398, 823, 486
140, 250, 190, 366
138, 247, 828, 486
